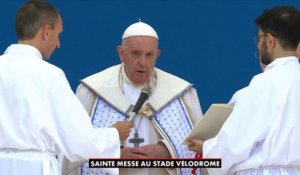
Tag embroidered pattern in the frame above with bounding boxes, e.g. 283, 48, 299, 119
154, 97, 198, 175
82, 97, 199, 175
81, 97, 126, 175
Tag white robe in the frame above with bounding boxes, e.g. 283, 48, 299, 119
0, 44, 120, 175
228, 87, 248, 105
203, 56, 300, 175
65, 64, 203, 175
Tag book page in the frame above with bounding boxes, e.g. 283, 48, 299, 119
182, 103, 233, 144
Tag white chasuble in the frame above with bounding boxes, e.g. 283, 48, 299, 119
75, 64, 203, 175
81, 97, 196, 175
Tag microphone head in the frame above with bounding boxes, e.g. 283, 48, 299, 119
141, 85, 152, 97
131, 86, 151, 114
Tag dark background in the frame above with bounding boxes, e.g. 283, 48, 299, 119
1, 0, 300, 112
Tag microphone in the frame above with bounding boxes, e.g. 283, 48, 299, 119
127, 86, 151, 121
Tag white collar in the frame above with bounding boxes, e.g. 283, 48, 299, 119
265, 56, 299, 71
5, 44, 43, 60
81, 64, 191, 115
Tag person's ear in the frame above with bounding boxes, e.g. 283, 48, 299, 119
42, 24, 51, 40
117, 45, 125, 62
266, 33, 276, 49
156, 49, 161, 58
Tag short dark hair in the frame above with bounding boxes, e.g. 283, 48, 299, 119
255, 6, 300, 51
15, 0, 60, 40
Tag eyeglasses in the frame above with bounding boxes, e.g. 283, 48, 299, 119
253, 33, 278, 45
253, 34, 267, 45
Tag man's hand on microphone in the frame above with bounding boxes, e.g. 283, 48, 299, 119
111, 121, 133, 142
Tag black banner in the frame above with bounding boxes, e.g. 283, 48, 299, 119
89, 158, 221, 168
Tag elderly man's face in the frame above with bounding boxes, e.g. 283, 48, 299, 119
118, 36, 160, 86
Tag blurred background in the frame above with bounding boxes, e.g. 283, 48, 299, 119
1, 0, 300, 112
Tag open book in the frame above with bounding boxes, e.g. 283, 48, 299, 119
182, 103, 233, 144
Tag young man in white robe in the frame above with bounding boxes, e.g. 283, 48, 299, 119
63, 21, 203, 175
187, 6, 300, 175
0, 1, 132, 175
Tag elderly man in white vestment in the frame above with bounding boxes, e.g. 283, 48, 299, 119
0, 1, 133, 175
63, 21, 203, 175
187, 6, 300, 175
